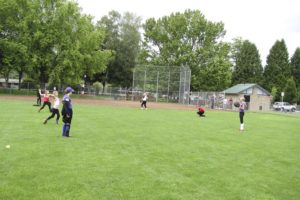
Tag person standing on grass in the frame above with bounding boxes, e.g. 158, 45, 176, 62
141, 92, 148, 110
36, 88, 42, 106
38, 90, 52, 112
43, 91, 60, 125
61, 87, 74, 137
239, 97, 246, 131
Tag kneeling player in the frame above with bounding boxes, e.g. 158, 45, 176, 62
197, 106, 205, 117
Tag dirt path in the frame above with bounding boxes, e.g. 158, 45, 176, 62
0, 95, 196, 111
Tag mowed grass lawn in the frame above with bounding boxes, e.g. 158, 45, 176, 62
0, 99, 299, 200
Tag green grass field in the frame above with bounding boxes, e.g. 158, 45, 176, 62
0, 99, 299, 200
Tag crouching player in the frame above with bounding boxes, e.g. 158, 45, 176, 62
61, 87, 74, 137
197, 106, 205, 117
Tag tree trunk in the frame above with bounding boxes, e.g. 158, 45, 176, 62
5, 77, 9, 88
18, 71, 23, 90
102, 81, 106, 93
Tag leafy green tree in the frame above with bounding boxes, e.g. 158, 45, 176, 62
0, 0, 31, 87
93, 81, 102, 95
284, 77, 297, 103
25, 0, 111, 87
0, 46, 3, 74
142, 10, 232, 91
0, 41, 16, 84
27, 0, 58, 85
297, 88, 300, 104
231, 39, 263, 85
271, 86, 278, 103
49, 9, 111, 87
0, 0, 111, 89
0, 0, 15, 80
291, 47, 300, 87
97, 11, 142, 87
263, 39, 291, 101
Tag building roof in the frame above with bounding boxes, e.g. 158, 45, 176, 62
223, 83, 271, 95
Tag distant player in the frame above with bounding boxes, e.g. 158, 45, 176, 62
196, 105, 205, 117
36, 88, 41, 106
239, 97, 246, 131
61, 87, 74, 137
38, 90, 52, 112
43, 91, 60, 124
141, 93, 148, 109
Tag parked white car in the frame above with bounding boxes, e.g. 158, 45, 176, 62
273, 102, 296, 112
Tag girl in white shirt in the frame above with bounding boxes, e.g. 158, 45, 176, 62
239, 97, 246, 131
141, 93, 148, 109
43, 91, 60, 124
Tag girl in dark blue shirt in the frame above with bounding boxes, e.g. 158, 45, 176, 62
61, 87, 74, 137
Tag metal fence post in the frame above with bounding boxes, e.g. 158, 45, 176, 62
132, 69, 135, 101
27, 82, 29, 95
167, 70, 170, 103
156, 71, 159, 102
143, 68, 147, 93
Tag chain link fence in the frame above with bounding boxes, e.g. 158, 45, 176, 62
189, 91, 230, 109
3, 82, 296, 112
0, 81, 180, 102
0, 77, 234, 110
0, 82, 130, 100
1, 65, 191, 104
132, 65, 191, 104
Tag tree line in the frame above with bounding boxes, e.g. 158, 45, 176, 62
1, 0, 299, 103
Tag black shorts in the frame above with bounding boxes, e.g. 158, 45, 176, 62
63, 115, 72, 124
52, 108, 59, 114
62, 110, 73, 124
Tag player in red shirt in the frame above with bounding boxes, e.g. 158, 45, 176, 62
197, 106, 205, 117
38, 90, 52, 112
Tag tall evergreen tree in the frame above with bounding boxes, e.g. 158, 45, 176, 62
231, 39, 263, 85
291, 48, 300, 103
291, 47, 300, 87
284, 77, 297, 103
263, 39, 291, 100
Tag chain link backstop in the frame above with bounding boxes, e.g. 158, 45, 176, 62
132, 65, 191, 104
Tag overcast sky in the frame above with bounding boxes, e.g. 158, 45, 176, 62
75, 0, 300, 65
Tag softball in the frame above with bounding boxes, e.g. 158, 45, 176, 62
5, 145, 10, 149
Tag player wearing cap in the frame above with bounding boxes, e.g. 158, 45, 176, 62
61, 87, 74, 137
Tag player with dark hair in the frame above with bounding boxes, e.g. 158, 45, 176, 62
141, 93, 148, 110
61, 87, 74, 137
197, 105, 205, 117
38, 90, 52, 112
36, 88, 42, 106
239, 97, 246, 131
43, 91, 60, 124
